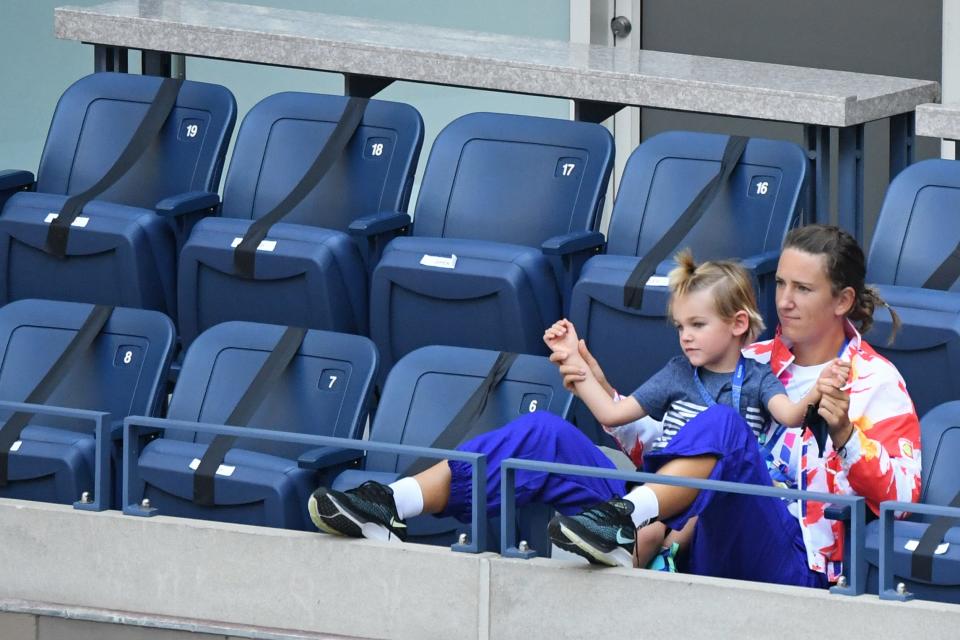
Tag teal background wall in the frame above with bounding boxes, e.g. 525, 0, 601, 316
0, 0, 570, 197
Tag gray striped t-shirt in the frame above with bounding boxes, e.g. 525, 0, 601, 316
631, 355, 785, 453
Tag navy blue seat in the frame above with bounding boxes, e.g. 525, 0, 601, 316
368, 113, 613, 378
332, 345, 573, 552
569, 132, 806, 440
0, 299, 174, 508
865, 159, 960, 417
0, 72, 236, 318
126, 322, 377, 530
865, 401, 960, 603
177, 93, 423, 347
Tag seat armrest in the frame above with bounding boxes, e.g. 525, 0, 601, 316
154, 191, 220, 217
0, 169, 34, 193
348, 211, 411, 237
298, 446, 364, 470
348, 211, 412, 271
739, 250, 781, 274
541, 230, 605, 256
824, 503, 851, 521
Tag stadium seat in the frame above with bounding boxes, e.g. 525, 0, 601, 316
0, 299, 174, 508
0, 72, 236, 318
568, 132, 807, 441
124, 321, 377, 530
330, 345, 573, 553
865, 159, 960, 417
177, 92, 424, 347
865, 400, 960, 603
368, 113, 614, 378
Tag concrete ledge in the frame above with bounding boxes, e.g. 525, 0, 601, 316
55, 0, 939, 126
916, 102, 960, 139
2, 499, 959, 640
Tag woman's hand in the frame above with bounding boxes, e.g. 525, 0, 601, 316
817, 374, 854, 448
550, 339, 614, 397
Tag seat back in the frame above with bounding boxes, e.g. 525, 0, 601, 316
868, 160, 960, 289
606, 131, 806, 260
866, 159, 960, 416
569, 132, 807, 442
0, 299, 174, 430
918, 402, 960, 518
36, 72, 236, 205
410, 112, 613, 247
165, 322, 377, 460
364, 345, 572, 473
220, 92, 423, 230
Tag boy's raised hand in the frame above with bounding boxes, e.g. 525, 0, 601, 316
813, 358, 851, 401
543, 319, 580, 360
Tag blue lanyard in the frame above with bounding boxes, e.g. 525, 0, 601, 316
692, 355, 746, 417
837, 337, 850, 359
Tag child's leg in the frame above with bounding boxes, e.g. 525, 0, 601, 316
665, 516, 697, 555
440, 410, 626, 521
310, 411, 626, 539
640, 405, 827, 587
632, 521, 668, 568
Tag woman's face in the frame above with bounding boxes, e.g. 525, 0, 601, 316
775, 248, 851, 346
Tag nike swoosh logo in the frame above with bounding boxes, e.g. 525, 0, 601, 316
389, 518, 407, 529
615, 528, 634, 545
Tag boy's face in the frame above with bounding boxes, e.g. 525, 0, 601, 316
672, 288, 744, 370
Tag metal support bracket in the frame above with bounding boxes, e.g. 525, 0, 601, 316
573, 99, 625, 123
142, 51, 185, 78
838, 124, 865, 242
93, 44, 128, 72
344, 74, 395, 98
803, 124, 831, 227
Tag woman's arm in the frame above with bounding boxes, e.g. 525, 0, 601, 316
818, 373, 922, 513
566, 355, 647, 426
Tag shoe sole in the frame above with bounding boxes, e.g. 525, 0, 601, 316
548, 517, 592, 557
308, 488, 402, 543
556, 521, 633, 568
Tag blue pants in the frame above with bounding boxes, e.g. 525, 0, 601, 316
441, 411, 625, 521
446, 406, 826, 589
644, 404, 828, 588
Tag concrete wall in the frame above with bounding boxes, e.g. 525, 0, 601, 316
2, 499, 960, 640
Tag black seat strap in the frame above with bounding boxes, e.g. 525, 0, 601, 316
923, 243, 960, 291
233, 97, 369, 279
911, 490, 960, 582
192, 325, 308, 506
0, 304, 114, 486
45, 78, 184, 259
401, 352, 518, 477
623, 135, 748, 309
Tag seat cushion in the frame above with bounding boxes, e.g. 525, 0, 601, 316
178, 217, 368, 345
0, 192, 177, 314
370, 236, 560, 373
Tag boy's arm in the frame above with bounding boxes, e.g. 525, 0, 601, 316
766, 393, 808, 427
766, 359, 849, 427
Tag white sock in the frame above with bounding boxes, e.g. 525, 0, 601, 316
624, 485, 659, 528
389, 477, 424, 520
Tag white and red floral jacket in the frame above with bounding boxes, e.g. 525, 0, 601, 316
743, 320, 921, 580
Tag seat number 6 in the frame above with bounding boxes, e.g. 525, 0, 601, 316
521, 393, 547, 414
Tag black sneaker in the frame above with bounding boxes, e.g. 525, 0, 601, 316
308, 481, 408, 542
548, 498, 643, 567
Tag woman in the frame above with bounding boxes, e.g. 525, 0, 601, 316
309, 225, 921, 588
